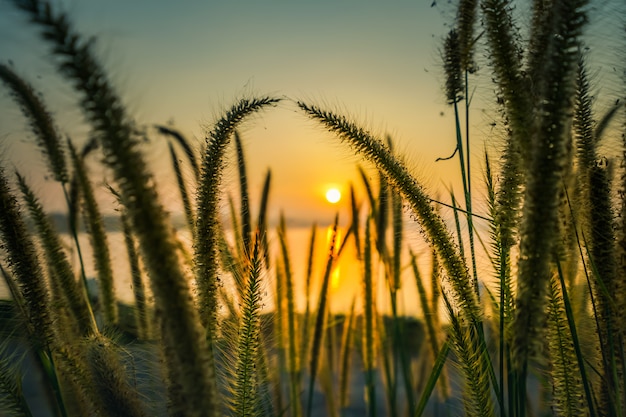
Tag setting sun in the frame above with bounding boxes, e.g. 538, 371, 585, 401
325, 188, 341, 204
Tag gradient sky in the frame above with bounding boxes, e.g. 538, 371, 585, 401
0, 0, 623, 312
1, 1, 623, 224
0, 0, 464, 226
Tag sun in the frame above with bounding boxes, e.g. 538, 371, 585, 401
325, 188, 341, 204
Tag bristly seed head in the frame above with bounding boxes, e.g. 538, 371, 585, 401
443, 29, 464, 104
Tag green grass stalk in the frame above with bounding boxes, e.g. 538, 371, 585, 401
306, 215, 339, 417
362, 218, 377, 417
120, 211, 150, 339
68, 139, 118, 327
155, 125, 200, 182
415, 341, 450, 417
231, 235, 264, 417
235, 131, 253, 258
257, 170, 272, 268
277, 215, 302, 417
301, 222, 317, 377
168, 142, 196, 240
410, 252, 449, 400
339, 298, 356, 410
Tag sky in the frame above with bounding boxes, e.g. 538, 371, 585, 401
1, 0, 621, 225
0, 0, 462, 226
0, 0, 623, 312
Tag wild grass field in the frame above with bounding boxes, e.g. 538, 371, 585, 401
0, 0, 625, 416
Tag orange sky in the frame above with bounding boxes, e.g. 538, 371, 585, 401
0, 1, 468, 225
0, 1, 623, 312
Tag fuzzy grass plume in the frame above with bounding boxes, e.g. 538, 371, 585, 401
297, 101, 480, 325
10, 1, 219, 413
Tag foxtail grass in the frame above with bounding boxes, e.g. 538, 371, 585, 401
511, 2, 589, 412
0, 350, 33, 417
573, 55, 624, 416
546, 271, 587, 416
442, 291, 494, 417
338, 298, 356, 410
297, 102, 480, 326
230, 234, 265, 417
83, 334, 147, 417
155, 125, 200, 182
410, 251, 449, 400
15, 171, 97, 337
362, 218, 377, 417
306, 215, 339, 417
11, 1, 219, 413
0, 169, 55, 351
168, 142, 196, 239
0, 63, 68, 184
194, 96, 280, 354
277, 215, 302, 417
120, 211, 151, 340
68, 139, 118, 327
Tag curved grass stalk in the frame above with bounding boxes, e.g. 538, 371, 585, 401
155, 124, 200, 182
0, 63, 68, 183
297, 102, 480, 326
168, 142, 196, 240
194, 96, 280, 348
0, 63, 95, 331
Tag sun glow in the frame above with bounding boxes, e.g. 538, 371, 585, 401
325, 188, 341, 204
